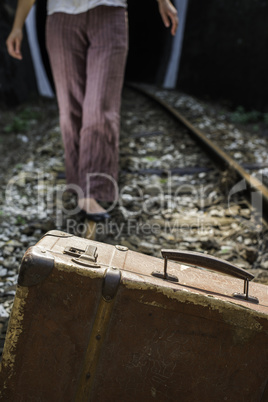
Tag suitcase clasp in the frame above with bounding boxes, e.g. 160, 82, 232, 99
64, 245, 100, 268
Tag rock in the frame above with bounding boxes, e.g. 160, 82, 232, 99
3, 246, 14, 256
261, 257, 268, 270
118, 206, 141, 220
138, 241, 161, 255
200, 238, 221, 251
253, 271, 268, 285
3, 256, 17, 270
240, 208, 251, 219
120, 239, 134, 250
6, 239, 23, 248
226, 205, 240, 217
208, 209, 225, 217
0, 305, 9, 318
143, 186, 163, 197
0, 268, 8, 277
159, 232, 176, 242
128, 235, 141, 247
238, 246, 258, 264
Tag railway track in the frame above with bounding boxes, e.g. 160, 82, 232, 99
1, 84, 268, 357
98, 85, 268, 280
126, 83, 268, 224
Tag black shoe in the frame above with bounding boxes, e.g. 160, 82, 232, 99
80, 210, 110, 222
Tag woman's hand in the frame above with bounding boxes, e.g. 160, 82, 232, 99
157, 0, 179, 36
6, 0, 35, 60
6, 28, 23, 60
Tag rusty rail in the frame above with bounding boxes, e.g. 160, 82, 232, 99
126, 82, 268, 224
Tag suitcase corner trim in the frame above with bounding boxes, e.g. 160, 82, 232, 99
18, 246, 55, 287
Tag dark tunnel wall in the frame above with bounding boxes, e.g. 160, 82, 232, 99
178, 0, 268, 111
0, 1, 38, 106
34, 0, 173, 88
1, 0, 175, 105
3, 0, 268, 111
125, 0, 173, 84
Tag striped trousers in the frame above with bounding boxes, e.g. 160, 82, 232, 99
46, 6, 128, 201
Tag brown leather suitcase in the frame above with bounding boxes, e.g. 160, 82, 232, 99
0, 230, 268, 401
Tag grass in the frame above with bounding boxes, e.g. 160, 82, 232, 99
15, 215, 26, 225
3, 107, 41, 134
230, 106, 268, 125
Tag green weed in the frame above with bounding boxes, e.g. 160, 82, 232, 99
3, 107, 41, 133
230, 106, 263, 124
145, 156, 157, 162
16, 215, 26, 225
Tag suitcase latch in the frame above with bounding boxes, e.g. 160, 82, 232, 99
64, 245, 100, 268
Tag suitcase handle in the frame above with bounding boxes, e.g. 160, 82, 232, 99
161, 250, 254, 281
151, 250, 258, 304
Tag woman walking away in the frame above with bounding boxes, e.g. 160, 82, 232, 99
6, 0, 178, 222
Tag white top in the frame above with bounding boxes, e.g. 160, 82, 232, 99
47, 0, 127, 15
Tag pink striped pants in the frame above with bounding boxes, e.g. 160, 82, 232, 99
46, 6, 128, 201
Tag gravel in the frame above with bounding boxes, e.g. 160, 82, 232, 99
0, 85, 268, 356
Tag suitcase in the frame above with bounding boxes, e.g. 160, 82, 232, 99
0, 230, 267, 402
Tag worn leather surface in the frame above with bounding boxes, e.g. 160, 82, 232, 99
1, 230, 267, 401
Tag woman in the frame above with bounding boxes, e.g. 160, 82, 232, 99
6, 0, 178, 221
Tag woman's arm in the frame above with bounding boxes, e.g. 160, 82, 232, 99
157, 0, 179, 36
6, 0, 36, 60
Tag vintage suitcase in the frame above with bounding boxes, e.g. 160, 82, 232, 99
0, 230, 268, 402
